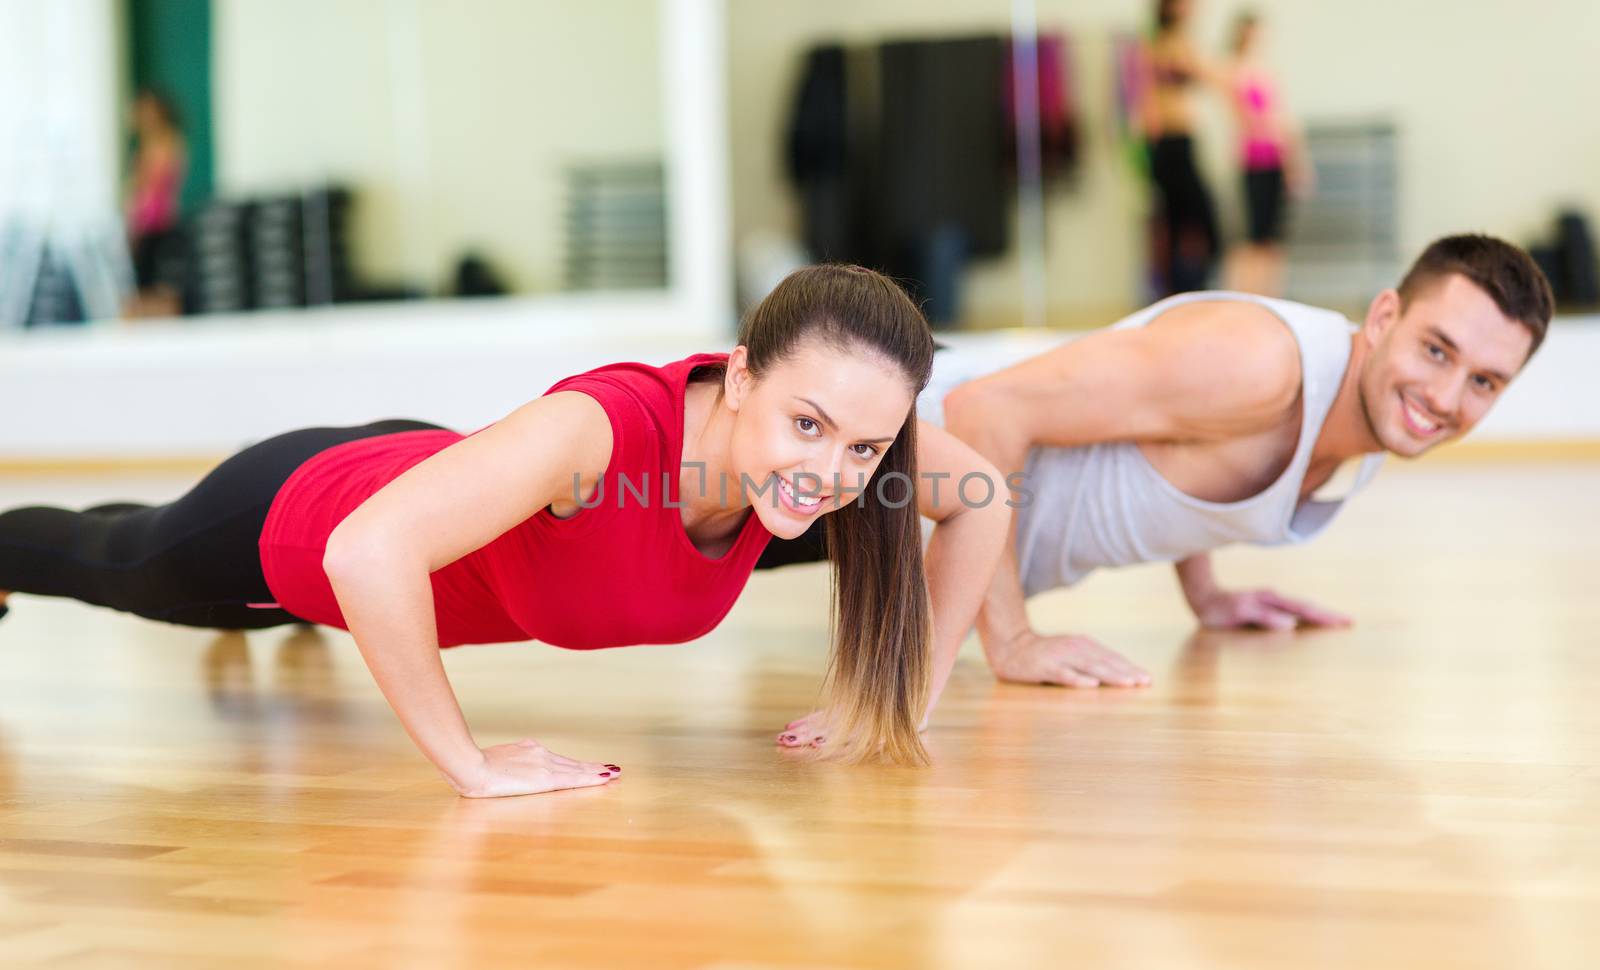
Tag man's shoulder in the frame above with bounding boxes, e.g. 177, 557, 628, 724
1138, 297, 1304, 409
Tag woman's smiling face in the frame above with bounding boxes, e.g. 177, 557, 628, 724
721, 337, 916, 540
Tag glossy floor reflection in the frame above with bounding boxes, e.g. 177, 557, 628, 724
0, 463, 1596, 968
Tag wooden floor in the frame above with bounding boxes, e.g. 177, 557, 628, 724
0, 462, 1596, 969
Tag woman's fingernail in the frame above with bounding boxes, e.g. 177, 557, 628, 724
605, 765, 621, 771
599, 772, 611, 777
783, 735, 796, 742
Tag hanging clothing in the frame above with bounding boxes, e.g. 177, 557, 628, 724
786, 36, 1011, 326
785, 45, 855, 262
1003, 32, 1082, 181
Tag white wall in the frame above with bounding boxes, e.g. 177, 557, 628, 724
729, 0, 1600, 323
0, 296, 712, 457
212, 0, 664, 294
1264, 0, 1600, 248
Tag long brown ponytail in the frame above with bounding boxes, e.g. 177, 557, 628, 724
738, 265, 935, 766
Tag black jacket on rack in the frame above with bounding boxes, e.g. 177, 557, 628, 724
787, 36, 1010, 325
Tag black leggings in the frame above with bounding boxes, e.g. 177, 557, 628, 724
0, 419, 443, 630
1149, 134, 1221, 294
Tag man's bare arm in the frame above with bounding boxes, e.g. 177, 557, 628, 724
942, 301, 1301, 686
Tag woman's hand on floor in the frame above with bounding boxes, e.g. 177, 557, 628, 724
777, 711, 932, 751
450, 739, 621, 798
777, 711, 829, 749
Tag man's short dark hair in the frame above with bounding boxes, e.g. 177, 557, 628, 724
1397, 234, 1554, 359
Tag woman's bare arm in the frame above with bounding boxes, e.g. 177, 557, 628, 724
911, 421, 1011, 721
322, 391, 617, 796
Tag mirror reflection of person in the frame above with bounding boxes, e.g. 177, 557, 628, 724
1141, 0, 1222, 295
124, 88, 187, 318
1221, 11, 1314, 297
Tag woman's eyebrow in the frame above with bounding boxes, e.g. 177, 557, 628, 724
796, 397, 838, 430
795, 397, 896, 444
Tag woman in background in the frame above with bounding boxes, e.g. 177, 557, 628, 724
1142, 0, 1221, 295
124, 88, 187, 318
1222, 11, 1314, 296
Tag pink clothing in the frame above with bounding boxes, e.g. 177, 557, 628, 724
1236, 73, 1284, 170
129, 153, 183, 237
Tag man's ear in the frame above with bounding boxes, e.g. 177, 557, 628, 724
723, 346, 752, 412
1362, 288, 1402, 349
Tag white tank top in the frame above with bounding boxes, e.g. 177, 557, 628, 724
918, 292, 1385, 596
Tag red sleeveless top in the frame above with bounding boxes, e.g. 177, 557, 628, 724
257, 354, 773, 649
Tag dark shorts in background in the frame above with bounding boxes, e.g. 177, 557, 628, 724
1244, 166, 1288, 244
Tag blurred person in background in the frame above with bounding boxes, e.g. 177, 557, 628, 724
1222, 11, 1314, 297
123, 87, 186, 318
1142, 0, 1222, 295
